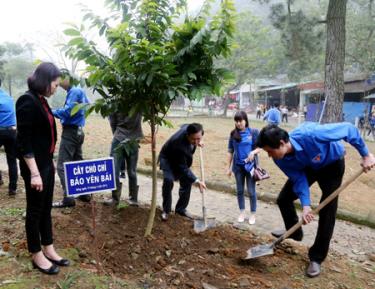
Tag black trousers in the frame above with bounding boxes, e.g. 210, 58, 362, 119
277, 158, 345, 263
160, 158, 192, 214
23, 162, 55, 253
0, 129, 18, 191
57, 126, 84, 197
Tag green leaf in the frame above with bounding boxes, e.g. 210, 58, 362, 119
71, 103, 90, 116
68, 37, 85, 46
146, 74, 153, 86
168, 90, 175, 99
63, 28, 81, 36
188, 72, 196, 80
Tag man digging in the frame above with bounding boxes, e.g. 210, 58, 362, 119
256, 122, 375, 277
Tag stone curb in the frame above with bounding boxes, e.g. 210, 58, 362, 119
137, 166, 375, 229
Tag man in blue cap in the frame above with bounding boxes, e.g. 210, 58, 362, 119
256, 122, 375, 278
0, 79, 18, 196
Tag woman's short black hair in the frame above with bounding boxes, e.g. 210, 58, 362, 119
256, 124, 289, 148
231, 110, 249, 142
186, 123, 204, 136
27, 62, 61, 95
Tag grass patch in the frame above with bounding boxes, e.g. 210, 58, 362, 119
0, 208, 25, 217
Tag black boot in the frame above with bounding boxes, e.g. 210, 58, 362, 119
128, 185, 139, 206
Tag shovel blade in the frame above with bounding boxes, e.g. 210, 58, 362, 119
193, 218, 216, 233
244, 244, 274, 260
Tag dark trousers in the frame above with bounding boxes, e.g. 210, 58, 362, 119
57, 127, 84, 197
110, 138, 139, 201
161, 159, 192, 214
0, 129, 18, 191
277, 158, 345, 263
23, 162, 55, 253
282, 113, 288, 123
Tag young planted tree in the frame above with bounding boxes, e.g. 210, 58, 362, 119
63, 0, 234, 236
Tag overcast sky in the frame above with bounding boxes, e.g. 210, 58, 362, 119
0, 0, 203, 43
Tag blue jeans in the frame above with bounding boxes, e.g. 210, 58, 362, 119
110, 138, 139, 200
234, 165, 257, 212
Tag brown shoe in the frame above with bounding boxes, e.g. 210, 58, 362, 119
306, 261, 321, 278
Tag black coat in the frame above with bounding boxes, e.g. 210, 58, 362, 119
159, 125, 197, 183
16, 90, 57, 174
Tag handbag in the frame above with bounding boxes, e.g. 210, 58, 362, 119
252, 155, 270, 181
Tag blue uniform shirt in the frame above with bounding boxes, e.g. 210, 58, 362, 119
228, 128, 258, 170
0, 88, 16, 127
264, 108, 281, 125
53, 87, 90, 127
275, 122, 369, 207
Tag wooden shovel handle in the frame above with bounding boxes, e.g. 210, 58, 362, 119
274, 168, 364, 246
199, 146, 205, 183
198, 146, 207, 223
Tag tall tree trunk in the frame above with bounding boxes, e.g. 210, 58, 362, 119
8, 76, 12, 96
144, 113, 157, 236
321, 0, 347, 123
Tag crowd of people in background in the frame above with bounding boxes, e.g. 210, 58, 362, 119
0, 61, 374, 279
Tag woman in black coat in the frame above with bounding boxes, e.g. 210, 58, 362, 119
16, 62, 69, 275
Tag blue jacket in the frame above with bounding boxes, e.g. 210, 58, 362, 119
264, 108, 281, 125
53, 87, 90, 127
228, 127, 258, 172
274, 122, 369, 206
0, 88, 16, 127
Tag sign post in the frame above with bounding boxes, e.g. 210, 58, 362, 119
64, 157, 116, 271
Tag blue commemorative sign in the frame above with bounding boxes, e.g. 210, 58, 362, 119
64, 157, 116, 197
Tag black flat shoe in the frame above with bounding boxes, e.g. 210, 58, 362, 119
32, 261, 59, 275
52, 200, 75, 208
46, 257, 70, 266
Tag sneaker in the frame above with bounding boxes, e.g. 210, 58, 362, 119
103, 198, 119, 206
306, 261, 321, 278
249, 213, 256, 225
161, 212, 168, 221
119, 171, 126, 179
237, 210, 246, 223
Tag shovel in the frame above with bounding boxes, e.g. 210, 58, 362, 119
193, 146, 216, 233
244, 168, 364, 260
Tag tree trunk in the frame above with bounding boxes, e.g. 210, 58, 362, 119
321, 0, 347, 123
144, 114, 157, 236
222, 85, 237, 117
8, 76, 12, 96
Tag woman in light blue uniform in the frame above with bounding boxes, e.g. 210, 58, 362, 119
227, 111, 261, 224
